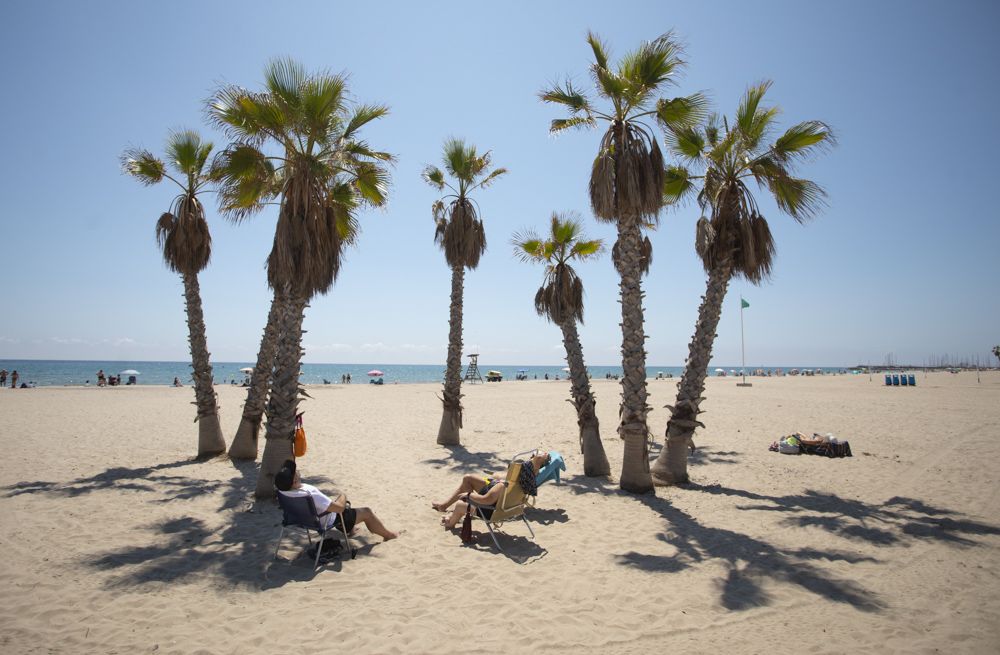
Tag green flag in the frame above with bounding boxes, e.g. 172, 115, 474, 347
741, 298, 750, 309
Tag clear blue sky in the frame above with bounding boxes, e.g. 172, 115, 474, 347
1, 0, 998, 367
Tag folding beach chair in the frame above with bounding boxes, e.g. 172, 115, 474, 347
274, 491, 355, 569
467, 455, 536, 553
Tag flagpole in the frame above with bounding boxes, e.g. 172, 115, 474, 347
740, 297, 746, 385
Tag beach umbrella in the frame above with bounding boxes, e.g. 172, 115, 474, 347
120, 369, 140, 376
367, 370, 384, 377
562, 367, 571, 372
239, 367, 254, 374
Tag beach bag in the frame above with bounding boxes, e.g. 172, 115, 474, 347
460, 496, 474, 544
293, 413, 307, 457
778, 435, 801, 455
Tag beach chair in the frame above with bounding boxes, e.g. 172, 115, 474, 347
535, 450, 566, 486
885, 374, 892, 386
468, 459, 536, 553
274, 491, 355, 569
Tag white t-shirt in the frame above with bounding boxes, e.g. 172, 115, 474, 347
282, 483, 338, 529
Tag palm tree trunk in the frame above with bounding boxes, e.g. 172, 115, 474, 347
651, 254, 733, 485
254, 288, 307, 498
181, 272, 225, 458
559, 319, 610, 477
229, 293, 282, 460
616, 219, 652, 493
438, 265, 465, 445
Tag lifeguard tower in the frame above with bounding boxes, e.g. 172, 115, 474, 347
463, 353, 483, 384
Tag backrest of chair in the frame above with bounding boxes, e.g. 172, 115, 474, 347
492, 462, 528, 519
276, 491, 322, 530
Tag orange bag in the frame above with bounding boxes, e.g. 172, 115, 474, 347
293, 413, 307, 457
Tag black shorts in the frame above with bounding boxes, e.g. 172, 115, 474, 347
475, 481, 499, 520
330, 507, 357, 533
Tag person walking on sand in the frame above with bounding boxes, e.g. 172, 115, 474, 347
274, 460, 400, 541
0, 369, 7, 387
10, 370, 19, 389
97, 369, 106, 387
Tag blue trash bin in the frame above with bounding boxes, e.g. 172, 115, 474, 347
908, 374, 916, 386
892, 374, 900, 386
885, 374, 892, 386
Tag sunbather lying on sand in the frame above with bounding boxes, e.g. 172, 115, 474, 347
431, 451, 549, 528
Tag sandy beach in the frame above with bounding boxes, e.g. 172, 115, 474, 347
1, 372, 998, 654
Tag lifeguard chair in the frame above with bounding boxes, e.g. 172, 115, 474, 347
463, 353, 483, 384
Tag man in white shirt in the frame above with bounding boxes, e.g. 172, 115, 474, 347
275, 460, 399, 541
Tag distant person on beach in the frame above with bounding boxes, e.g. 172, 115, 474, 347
431, 451, 550, 528
346, 373, 352, 383
97, 369, 106, 387
274, 460, 399, 541
11, 370, 19, 388
173, 377, 183, 387
0, 369, 7, 386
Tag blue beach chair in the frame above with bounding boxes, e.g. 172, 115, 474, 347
535, 451, 566, 486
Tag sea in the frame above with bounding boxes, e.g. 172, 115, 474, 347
0, 359, 855, 387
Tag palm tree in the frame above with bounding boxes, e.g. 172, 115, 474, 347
993, 345, 1000, 368
512, 213, 611, 476
650, 81, 834, 484
422, 139, 506, 446
121, 130, 227, 457
227, 295, 280, 460
541, 32, 706, 493
209, 58, 392, 496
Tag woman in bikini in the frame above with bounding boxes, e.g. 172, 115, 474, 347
431, 451, 550, 528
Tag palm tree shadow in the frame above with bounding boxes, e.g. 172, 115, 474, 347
420, 446, 507, 476
618, 483, 1000, 612
619, 493, 886, 612
2, 457, 212, 499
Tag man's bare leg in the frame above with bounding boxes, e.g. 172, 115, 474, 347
354, 507, 399, 540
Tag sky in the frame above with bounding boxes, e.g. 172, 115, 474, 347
1, 0, 998, 368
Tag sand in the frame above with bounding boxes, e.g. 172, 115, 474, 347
1, 371, 998, 654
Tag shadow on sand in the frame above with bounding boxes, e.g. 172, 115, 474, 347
556, 471, 999, 612
3, 458, 393, 589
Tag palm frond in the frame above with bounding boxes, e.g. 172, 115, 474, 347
264, 57, 307, 110
476, 167, 508, 189
539, 80, 593, 115
342, 103, 388, 142
511, 229, 545, 262
121, 147, 165, 185
619, 31, 684, 101
586, 31, 610, 70
421, 165, 445, 190
736, 81, 773, 140
764, 175, 827, 221
166, 129, 211, 177
772, 120, 836, 162
663, 164, 695, 203
664, 125, 705, 161
352, 162, 391, 207
656, 92, 710, 131
550, 116, 597, 133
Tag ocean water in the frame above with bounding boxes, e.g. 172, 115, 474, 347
0, 359, 854, 387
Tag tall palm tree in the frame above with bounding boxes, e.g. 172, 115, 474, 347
227, 295, 281, 460
423, 139, 506, 446
512, 213, 611, 476
541, 31, 706, 493
209, 58, 392, 496
651, 81, 834, 484
992, 346, 1000, 368
121, 130, 227, 457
